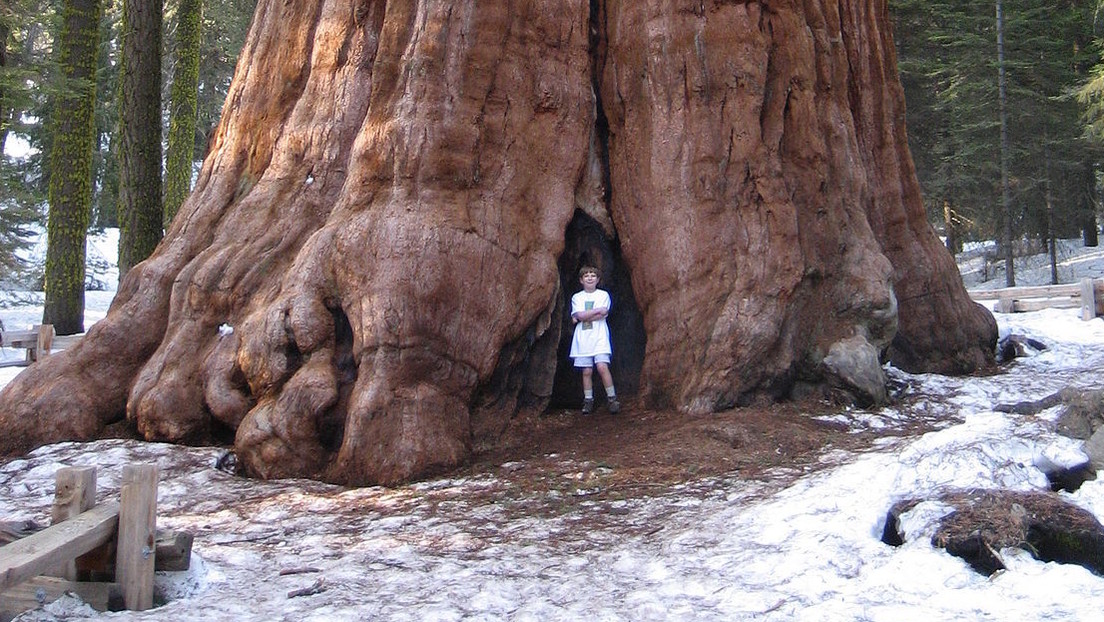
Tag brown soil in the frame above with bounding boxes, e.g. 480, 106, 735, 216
464, 392, 948, 505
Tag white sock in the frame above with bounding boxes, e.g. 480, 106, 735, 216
584, 389, 594, 400
606, 386, 617, 398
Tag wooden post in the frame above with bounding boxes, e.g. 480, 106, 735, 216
116, 464, 158, 611
997, 297, 1015, 314
28, 324, 54, 363
1080, 278, 1097, 321
50, 467, 97, 580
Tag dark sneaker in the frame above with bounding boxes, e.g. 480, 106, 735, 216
582, 399, 595, 414
608, 398, 621, 414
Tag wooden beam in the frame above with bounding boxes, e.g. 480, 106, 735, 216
154, 530, 193, 571
0, 329, 41, 346
1011, 299, 1081, 312
0, 576, 120, 621
116, 464, 158, 611
0, 502, 119, 593
1081, 278, 1097, 321
32, 324, 54, 362
969, 283, 1081, 300
50, 467, 97, 580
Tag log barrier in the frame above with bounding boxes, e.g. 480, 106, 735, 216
967, 277, 1103, 321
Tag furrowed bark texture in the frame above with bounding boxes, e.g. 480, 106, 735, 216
116, 0, 164, 280
43, 0, 102, 336
0, 0, 995, 485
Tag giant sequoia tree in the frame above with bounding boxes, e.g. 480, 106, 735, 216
0, 0, 996, 485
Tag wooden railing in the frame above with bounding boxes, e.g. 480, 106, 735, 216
0, 325, 81, 368
968, 277, 1103, 320
0, 465, 190, 620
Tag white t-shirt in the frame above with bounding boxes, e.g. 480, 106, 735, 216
569, 289, 613, 359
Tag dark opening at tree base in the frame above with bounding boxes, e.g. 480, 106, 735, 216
550, 210, 645, 409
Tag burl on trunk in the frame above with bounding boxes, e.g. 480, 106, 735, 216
0, 0, 995, 485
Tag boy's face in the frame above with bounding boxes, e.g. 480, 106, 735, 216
580, 271, 599, 291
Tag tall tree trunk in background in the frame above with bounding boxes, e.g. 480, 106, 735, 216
0, 0, 9, 150
997, 0, 1015, 287
1084, 160, 1099, 246
1045, 136, 1058, 284
164, 0, 201, 226
0, 0, 998, 485
43, 0, 102, 335
116, 0, 162, 282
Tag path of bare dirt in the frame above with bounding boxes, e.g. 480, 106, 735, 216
465, 392, 946, 508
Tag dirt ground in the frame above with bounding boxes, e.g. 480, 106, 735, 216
464, 391, 944, 508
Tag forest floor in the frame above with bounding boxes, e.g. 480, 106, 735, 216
461, 383, 952, 518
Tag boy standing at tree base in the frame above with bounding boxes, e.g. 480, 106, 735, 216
569, 265, 620, 414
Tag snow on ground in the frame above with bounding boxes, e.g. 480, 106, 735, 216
958, 238, 1104, 290
2, 240, 1104, 621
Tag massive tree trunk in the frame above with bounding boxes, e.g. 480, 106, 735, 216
0, 0, 996, 485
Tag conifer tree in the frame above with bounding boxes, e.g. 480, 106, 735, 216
116, 0, 162, 282
164, 0, 200, 225
893, 0, 1097, 280
43, 0, 102, 334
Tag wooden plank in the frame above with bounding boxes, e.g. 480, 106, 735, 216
1081, 278, 1097, 321
969, 283, 1081, 300
1012, 299, 1080, 312
0, 502, 119, 593
116, 464, 158, 611
0, 329, 41, 345
50, 467, 97, 580
154, 530, 193, 571
0, 576, 120, 621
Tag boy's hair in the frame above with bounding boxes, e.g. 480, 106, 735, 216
578, 265, 599, 279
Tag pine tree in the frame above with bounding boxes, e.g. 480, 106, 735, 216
116, 0, 162, 282
893, 0, 1098, 280
43, 0, 102, 334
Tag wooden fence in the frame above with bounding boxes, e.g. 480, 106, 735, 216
0, 325, 81, 369
0, 464, 190, 620
968, 277, 1104, 321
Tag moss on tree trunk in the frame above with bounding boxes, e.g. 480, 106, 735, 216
164, 0, 202, 226
44, 0, 102, 336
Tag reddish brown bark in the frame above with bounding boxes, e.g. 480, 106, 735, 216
0, 0, 995, 485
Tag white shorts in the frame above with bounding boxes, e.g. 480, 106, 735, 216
573, 354, 611, 368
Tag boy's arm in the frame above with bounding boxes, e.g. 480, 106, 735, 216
573, 307, 608, 321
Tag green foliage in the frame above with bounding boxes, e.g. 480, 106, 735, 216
892, 0, 1099, 249
3, 0, 252, 280
0, 160, 42, 288
195, 0, 253, 153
